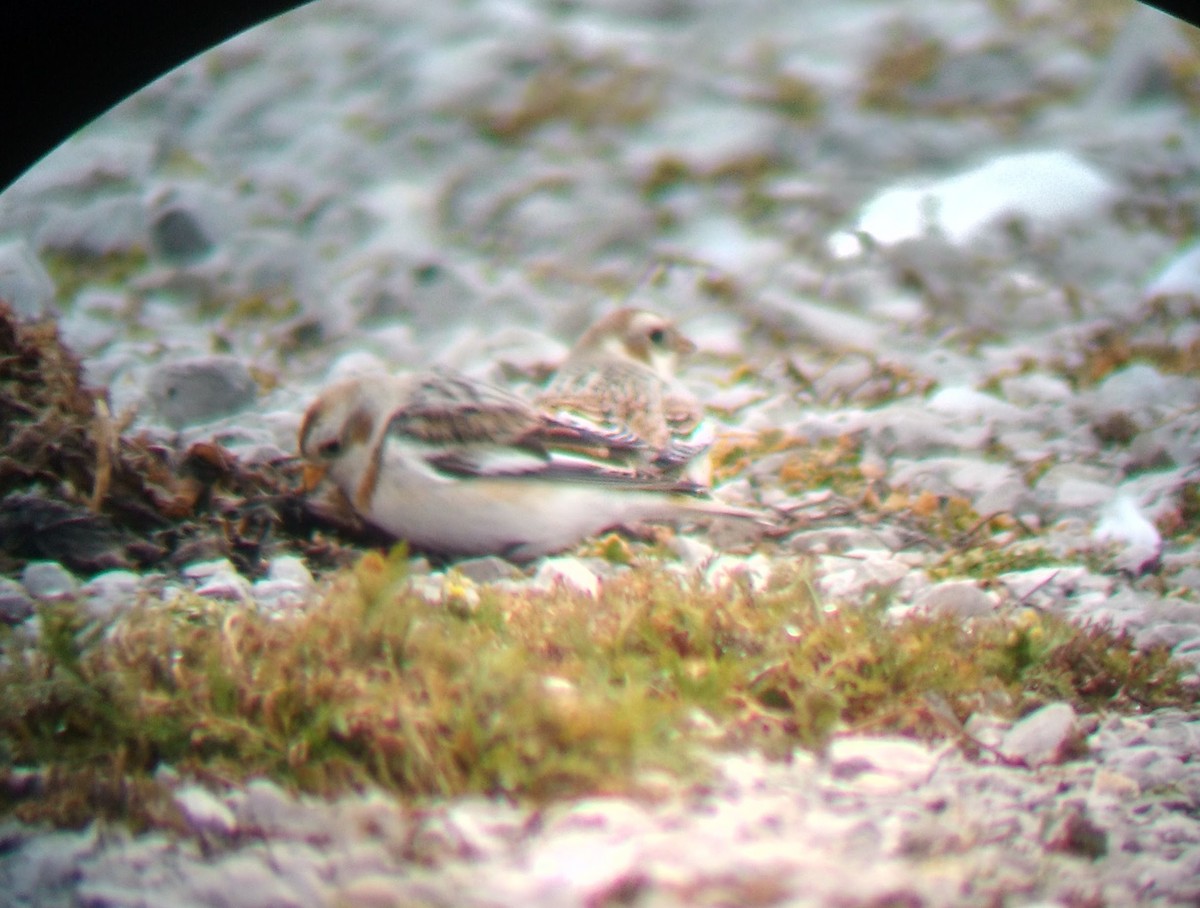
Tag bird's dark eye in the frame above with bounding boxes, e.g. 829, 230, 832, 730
648, 328, 666, 346
318, 438, 343, 458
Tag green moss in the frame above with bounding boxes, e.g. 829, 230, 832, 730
1, 552, 1193, 829
42, 247, 149, 305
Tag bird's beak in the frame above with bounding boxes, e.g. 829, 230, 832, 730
301, 462, 328, 492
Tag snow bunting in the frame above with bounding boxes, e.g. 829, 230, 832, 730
536, 308, 711, 473
299, 368, 758, 561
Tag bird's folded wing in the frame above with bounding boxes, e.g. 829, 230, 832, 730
388, 369, 541, 445
423, 442, 706, 494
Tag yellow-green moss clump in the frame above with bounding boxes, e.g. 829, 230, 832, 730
41, 248, 149, 306
1, 549, 1194, 829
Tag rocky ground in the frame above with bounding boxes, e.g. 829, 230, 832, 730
3, 0, 1200, 904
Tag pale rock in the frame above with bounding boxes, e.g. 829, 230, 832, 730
668, 214, 788, 275
963, 713, 1010, 751
999, 372, 1074, 407
332, 874, 411, 908
324, 351, 392, 383
252, 579, 312, 613
1034, 463, 1119, 514
913, 580, 996, 619
175, 785, 238, 837
1133, 622, 1200, 652
229, 779, 326, 843
834, 149, 1116, 250
267, 555, 314, 587
1093, 494, 1162, 575
21, 561, 78, 600
0, 239, 56, 318
926, 386, 1023, 423
866, 406, 991, 457
815, 551, 912, 602
704, 553, 772, 592
999, 702, 1081, 767
452, 555, 523, 584
184, 559, 251, 601
752, 292, 888, 354
1101, 745, 1187, 790
994, 565, 1104, 603
146, 355, 258, 429
79, 570, 144, 620
1144, 238, 1200, 301
827, 736, 941, 793
670, 534, 716, 568
178, 849, 324, 908
627, 102, 781, 178
534, 557, 601, 597
12, 135, 156, 197
1082, 362, 1175, 429
34, 195, 147, 258
0, 578, 35, 624
4, 827, 100, 901
195, 569, 252, 602
889, 456, 1027, 512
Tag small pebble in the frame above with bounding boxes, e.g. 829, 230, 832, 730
0, 578, 36, 624
145, 356, 259, 429
79, 570, 143, 620
21, 561, 78, 601
175, 785, 238, 837
1000, 703, 1082, 767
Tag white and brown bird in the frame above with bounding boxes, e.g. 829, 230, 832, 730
535, 307, 712, 474
298, 368, 757, 561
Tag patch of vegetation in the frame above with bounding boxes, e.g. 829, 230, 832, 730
1, 551, 1192, 829
0, 303, 368, 577
41, 247, 149, 306
474, 44, 662, 141
859, 23, 946, 113
711, 432, 866, 493
1048, 320, 1200, 388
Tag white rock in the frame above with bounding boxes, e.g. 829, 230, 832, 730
827, 736, 941, 793
1000, 702, 1080, 767
175, 785, 237, 837
835, 149, 1116, 249
325, 350, 392, 382
145, 355, 258, 429
1034, 464, 1119, 513
184, 560, 251, 601
704, 553, 772, 592
0, 578, 35, 624
815, 551, 911, 601
1093, 495, 1162, 575
252, 579, 312, 613
534, 557, 601, 597
999, 372, 1074, 407
267, 555, 314, 587
913, 580, 996, 619
79, 570, 144, 620
626, 102, 781, 177
182, 558, 238, 580
926, 386, 1023, 422
21, 561, 78, 600
889, 456, 1025, 506
1144, 239, 1200, 301
0, 239, 56, 318
753, 292, 888, 354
